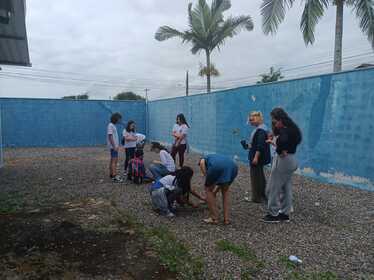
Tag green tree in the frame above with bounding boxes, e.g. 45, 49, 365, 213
62, 93, 89, 100
261, 0, 374, 72
256, 67, 284, 84
198, 63, 220, 78
155, 0, 253, 93
113, 91, 145, 101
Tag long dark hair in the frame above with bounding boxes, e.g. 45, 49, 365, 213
177, 113, 190, 128
270, 107, 302, 144
126, 120, 135, 132
173, 166, 193, 195
150, 141, 167, 151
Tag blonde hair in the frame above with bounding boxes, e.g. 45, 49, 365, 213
249, 111, 264, 123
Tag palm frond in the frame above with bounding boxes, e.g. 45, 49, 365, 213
261, 0, 295, 35
155, 26, 187, 41
198, 63, 220, 77
300, 0, 329, 45
211, 15, 254, 50
352, 0, 374, 48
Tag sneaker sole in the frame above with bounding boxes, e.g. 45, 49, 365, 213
262, 219, 280, 223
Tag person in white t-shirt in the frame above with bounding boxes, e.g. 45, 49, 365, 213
122, 120, 138, 174
107, 112, 122, 182
171, 113, 190, 167
149, 142, 176, 180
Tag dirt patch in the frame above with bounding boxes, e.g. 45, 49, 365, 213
0, 198, 175, 280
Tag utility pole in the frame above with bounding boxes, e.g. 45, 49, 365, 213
144, 88, 150, 139
185, 70, 189, 96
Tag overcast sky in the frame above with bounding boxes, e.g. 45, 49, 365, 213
0, 0, 373, 100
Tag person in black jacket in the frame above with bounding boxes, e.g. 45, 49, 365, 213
262, 107, 302, 223
241, 111, 271, 203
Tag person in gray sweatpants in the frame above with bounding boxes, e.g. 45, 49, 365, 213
263, 108, 302, 223
266, 153, 298, 217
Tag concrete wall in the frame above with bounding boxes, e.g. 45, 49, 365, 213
0, 98, 146, 147
148, 68, 374, 191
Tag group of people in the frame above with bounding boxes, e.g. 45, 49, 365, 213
106, 107, 302, 224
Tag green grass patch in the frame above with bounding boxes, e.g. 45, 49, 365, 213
279, 256, 337, 280
216, 239, 264, 278
0, 192, 24, 214
144, 226, 204, 280
111, 203, 204, 280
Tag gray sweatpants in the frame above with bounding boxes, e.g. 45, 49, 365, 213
266, 154, 298, 216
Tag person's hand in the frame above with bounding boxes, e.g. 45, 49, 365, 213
252, 157, 258, 165
280, 150, 288, 158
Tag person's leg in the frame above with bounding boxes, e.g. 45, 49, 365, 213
178, 144, 187, 167
250, 166, 262, 203
221, 185, 230, 224
205, 186, 219, 222
149, 163, 169, 180
171, 145, 177, 161
110, 149, 118, 177
124, 148, 136, 172
259, 165, 267, 201
124, 148, 130, 172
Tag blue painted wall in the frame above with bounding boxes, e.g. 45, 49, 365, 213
0, 98, 146, 147
0, 107, 3, 168
148, 68, 374, 191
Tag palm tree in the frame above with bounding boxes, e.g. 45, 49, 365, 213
198, 63, 220, 78
261, 0, 374, 72
155, 0, 253, 93
256, 66, 284, 83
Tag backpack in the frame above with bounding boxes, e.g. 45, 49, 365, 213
127, 157, 145, 184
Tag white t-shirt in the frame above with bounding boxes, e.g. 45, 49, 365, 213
159, 175, 176, 190
160, 150, 175, 172
123, 130, 137, 148
107, 123, 119, 149
172, 124, 189, 145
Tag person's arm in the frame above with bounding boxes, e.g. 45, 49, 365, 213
190, 188, 206, 202
252, 130, 266, 165
108, 134, 118, 151
276, 130, 289, 157
124, 132, 138, 141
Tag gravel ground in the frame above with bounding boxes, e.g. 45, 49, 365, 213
1, 146, 373, 280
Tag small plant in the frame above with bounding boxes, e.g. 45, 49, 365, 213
145, 227, 204, 280
0, 193, 24, 214
216, 239, 264, 278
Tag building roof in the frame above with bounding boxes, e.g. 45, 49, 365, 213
0, 0, 31, 66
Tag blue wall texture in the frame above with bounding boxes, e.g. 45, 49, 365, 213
148, 68, 374, 191
0, 98, 146, 147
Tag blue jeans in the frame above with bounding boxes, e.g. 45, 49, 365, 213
149, 163, 171, 180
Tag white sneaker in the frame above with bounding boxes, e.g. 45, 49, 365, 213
166, 212, 175, 218
112, 175, 123, 183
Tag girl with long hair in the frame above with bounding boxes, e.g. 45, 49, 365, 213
263, 107, 302, 223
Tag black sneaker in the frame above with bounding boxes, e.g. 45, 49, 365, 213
278, 213, 290, 222
262, 214, 281, 223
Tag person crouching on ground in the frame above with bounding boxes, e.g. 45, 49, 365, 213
241, 111, 271, 203
149, 142, 176, 180
149, 167, 205, 217
262, 107, 302, 223
199, 154, 238, 225
107, 112, 122, 182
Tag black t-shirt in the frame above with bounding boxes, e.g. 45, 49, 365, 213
276, 127, 300, 155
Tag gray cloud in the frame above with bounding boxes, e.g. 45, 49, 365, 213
0, 0, 372, 100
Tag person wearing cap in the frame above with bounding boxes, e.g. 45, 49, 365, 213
199, 154, 238, 225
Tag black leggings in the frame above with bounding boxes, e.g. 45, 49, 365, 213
124, 147, 136, 171
171, 144, 187, 167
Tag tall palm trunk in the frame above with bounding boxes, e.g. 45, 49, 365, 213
333, 0, 344, 72
205, 49, 211, 93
